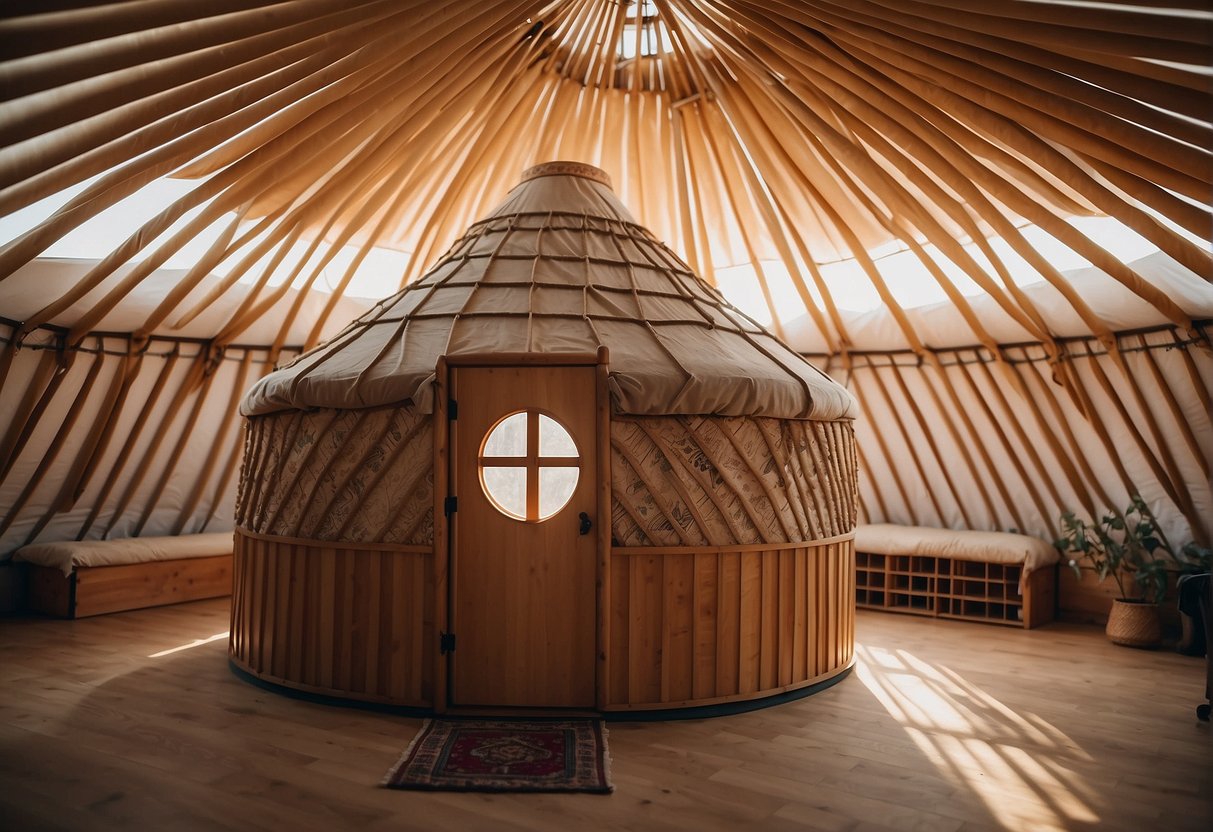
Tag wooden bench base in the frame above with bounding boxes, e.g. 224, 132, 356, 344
26, 556, 232, 618
856, 552, 1055, 628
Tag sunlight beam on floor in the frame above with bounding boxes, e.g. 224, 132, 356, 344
148, 631, 229, 658
856, 643, 1099, 832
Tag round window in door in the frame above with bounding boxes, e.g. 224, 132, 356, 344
479, 410, 580, 522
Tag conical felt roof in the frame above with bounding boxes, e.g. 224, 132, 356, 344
242, 162, 854, 420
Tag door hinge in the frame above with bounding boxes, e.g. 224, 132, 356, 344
440, 632, 456, 654
447, 398, 458, 420
443, 495, 458, 516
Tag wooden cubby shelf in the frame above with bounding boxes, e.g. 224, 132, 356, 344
856, 551, 1055, 629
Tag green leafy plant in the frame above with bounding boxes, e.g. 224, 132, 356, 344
1177, 541, 1212, 574
1054, 496, 1171, 604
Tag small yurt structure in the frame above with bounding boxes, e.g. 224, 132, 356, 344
231, 162, 859, 712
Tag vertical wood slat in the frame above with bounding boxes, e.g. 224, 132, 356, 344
738, 552, 760, 695
228, 531, 434, 707
760, 550, 778, 690
362, 550, 381, 695
419, 554, 434, 703
691, 553, 717, 700
609, 552, 630, 704
230, 544, 244, 661
346, 551, 365, 693
255, 540, 271, 675
827, 543, 839, 670
303, 544, 320, 687
716, 551, 740, 695
272, 544, 291, 679
333, 549, 351, 691
291, 545, 305, 679
843, 544, 855, 666
608, 538, 854, 708
628, 555, 663, 704
810, 545, 822, 679
386, 554, 406, 703
661, 554, 694, 703
778, 549, 795, 687
792, 548, 806, 682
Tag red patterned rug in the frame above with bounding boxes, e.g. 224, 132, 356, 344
382, 719, 613, 793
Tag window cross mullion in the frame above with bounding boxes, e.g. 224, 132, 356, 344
526, 409, 540, 521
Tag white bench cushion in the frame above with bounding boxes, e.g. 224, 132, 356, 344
855, 523, 1059, 577
14, 533, 233, 577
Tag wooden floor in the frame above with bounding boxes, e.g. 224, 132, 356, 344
1, 600, 1209, 832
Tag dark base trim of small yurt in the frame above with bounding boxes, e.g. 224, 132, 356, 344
228, 660, 433, 717
600, 662, 854, 721
228, 659, 854, 721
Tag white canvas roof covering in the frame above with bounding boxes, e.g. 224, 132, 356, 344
242, 163, 856, 420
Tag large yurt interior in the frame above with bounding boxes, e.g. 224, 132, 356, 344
0, 2, 1210, 830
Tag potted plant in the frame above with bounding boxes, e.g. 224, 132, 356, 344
1055, 496, 1170, 648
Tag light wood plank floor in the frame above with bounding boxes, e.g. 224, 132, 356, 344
1, 600, 1209, 831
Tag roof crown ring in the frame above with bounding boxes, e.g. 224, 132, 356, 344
520, 161, 612, 189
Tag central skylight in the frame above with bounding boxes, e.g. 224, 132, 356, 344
617, 0, 671, 59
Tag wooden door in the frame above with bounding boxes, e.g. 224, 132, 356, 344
448, 364, 598, 708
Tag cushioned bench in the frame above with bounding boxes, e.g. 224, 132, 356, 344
14, 533, 233, 618
854, 524, 1060, 628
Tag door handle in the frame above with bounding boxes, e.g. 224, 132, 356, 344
578, 512, 592, 535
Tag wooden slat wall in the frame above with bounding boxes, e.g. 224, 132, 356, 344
606, 540, 854, 709
229, 530, 433, 707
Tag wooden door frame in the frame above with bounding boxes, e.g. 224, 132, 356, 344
432, 347, 610, 713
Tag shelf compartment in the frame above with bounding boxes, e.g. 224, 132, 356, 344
854, 550, 1054, 628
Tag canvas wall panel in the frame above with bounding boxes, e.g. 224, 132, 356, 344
0, 327, 283, 554
610, 414, 858, 547
237, 405, 433, 545
837, 326, 1212, 549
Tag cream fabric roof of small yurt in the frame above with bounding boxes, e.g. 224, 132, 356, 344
243, 163, 855, 420
0, 1, 1209, 553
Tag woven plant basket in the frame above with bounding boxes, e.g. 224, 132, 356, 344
1105, 599, 1162, 648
